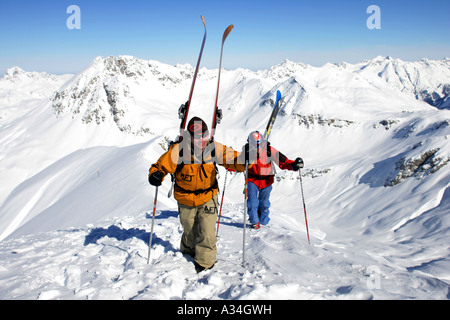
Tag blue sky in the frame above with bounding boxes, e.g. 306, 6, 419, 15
1, 0, 449, 74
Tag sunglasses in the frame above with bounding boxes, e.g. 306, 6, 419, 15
191, 131, 210, 140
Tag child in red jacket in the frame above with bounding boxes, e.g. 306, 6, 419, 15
245, 131, 304, 229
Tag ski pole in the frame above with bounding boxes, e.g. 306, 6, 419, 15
299, 170, 311, 244
147, 186, 159, 264
242, 159, 249, 267
216, 169, 229, 237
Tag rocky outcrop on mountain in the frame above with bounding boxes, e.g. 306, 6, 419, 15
385, 148, 449, 187
293, 113, 354, 128
50, 56, 194, 135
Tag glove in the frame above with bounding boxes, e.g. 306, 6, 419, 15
149, 171, 165, 187
291, 158, 304, 171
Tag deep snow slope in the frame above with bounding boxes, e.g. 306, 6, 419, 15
0, 56, 449, 300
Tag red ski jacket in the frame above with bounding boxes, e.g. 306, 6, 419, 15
248, 145, 295, 189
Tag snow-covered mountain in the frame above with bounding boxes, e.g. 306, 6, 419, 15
355, 56, 450, 110
0, 56, 449, 300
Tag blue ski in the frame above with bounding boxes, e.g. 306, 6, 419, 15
263, 90, 283, 140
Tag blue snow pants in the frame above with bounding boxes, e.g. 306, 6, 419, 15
247, 181, 272, 225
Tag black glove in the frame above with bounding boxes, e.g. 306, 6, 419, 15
292, 158, 304, 171
149, 171, 165, 187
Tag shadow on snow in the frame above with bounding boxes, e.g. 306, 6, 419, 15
83, 210, 180, 252
83, 209, 244, 252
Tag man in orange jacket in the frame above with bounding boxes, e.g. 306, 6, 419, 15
148, 117, 247, 272
246, 131, 304, 229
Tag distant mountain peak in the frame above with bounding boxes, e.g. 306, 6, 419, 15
5, 66, 26, 77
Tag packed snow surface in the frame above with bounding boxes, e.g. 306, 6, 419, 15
0, 56, 449, 300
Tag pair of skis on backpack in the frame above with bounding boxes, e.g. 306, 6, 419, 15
178, 16, 233, 142
176, 15, 283, 143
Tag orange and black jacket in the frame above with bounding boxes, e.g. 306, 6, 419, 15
149, 140, 247, 207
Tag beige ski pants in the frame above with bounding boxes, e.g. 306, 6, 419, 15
178, 196, 218, 269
